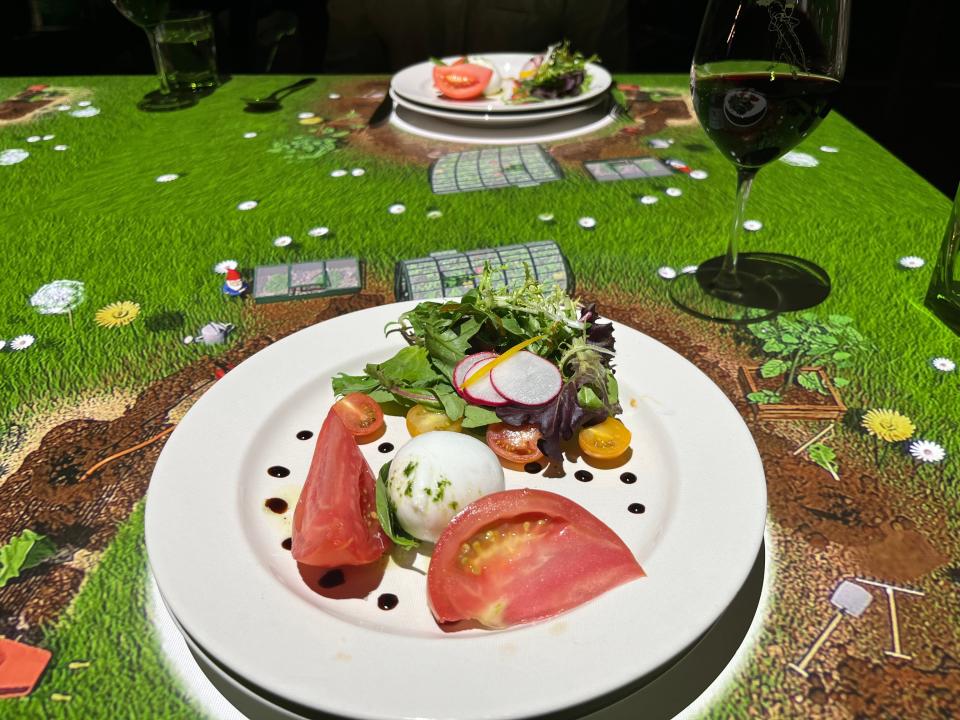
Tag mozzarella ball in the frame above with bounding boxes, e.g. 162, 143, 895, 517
387, 432, 505, 542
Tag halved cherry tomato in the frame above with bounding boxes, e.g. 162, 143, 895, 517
292, 408, 391, 567
485, 423, 543, 464
332, 393, 384, 438
578, 417, 632, 460
427, 489, 644, 628
406, 404, 463, 437
432, 63, 492, 100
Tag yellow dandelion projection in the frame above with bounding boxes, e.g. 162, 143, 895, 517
94, 301, 140, 328
861, 408, 915, 443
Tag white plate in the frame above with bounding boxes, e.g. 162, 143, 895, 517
389, 88, 605, 126
391, 52, 612, 113
390, 99, 617, 145
146, 301, 766, 720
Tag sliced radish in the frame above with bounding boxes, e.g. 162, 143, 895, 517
453, 352, 497, 393
489, 351, 562, 406
461, 357, 508, 407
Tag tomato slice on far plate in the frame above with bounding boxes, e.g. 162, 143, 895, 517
432, 63, 492, 100
333, 393, 384, 438
486, 423, 543, 464
406, 404, 463, 436
578, 417, 631, 460
428, 489, 644, 628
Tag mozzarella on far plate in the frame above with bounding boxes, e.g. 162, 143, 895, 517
387, 432, 505, 542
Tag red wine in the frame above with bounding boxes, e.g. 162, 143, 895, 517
692, 68, 839, 168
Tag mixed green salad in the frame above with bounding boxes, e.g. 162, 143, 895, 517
332, 268, 622, 470
510, 41, 599, 102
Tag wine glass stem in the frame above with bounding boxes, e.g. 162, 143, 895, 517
145, 26, 172, 96
716, 167, 758, 290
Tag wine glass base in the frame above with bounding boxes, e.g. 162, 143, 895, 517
698, 253, 831, 312
669, 268, 780, 324
138, 90, 197, 112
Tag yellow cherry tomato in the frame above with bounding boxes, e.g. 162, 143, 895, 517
577, 418, 632, 460
406, 404, 463, 437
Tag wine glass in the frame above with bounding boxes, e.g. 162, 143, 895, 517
670, 0, 852, 322
110, 0, 197, 112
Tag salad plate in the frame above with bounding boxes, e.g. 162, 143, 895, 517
388, 87, 605, 126
391, 52, 612, 113
146, 300, 766, 720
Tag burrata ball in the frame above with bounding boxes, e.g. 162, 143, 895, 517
387, 432, 505, 542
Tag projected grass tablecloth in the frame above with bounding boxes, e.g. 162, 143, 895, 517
0, 75, 958, 719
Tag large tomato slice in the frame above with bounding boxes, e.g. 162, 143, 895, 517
432, 63, 492, 100
291, 408, 392, 567
428, 489, 644, 628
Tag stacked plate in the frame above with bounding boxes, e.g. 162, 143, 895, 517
146, 301, 768, 720
388, 53, 619, 143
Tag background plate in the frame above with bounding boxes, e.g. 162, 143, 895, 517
390, 53, 612, 113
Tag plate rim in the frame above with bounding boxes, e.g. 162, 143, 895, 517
390, 52, 612, 113
146, 300, 767, 720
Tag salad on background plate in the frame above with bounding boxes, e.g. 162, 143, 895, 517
431, 41, 600, 103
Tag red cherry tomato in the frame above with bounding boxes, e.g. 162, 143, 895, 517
485, 423, 544, 464
332, 393, 384, 438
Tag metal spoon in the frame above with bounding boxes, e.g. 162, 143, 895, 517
242, 77, 316, 113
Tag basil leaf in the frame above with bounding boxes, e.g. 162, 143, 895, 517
462, 405, 502, 428
331, 373, 379, 396
577, 385, 603, 410
375, 463, 418, 549
434, 385, 466, 421
371, 346, 440, 385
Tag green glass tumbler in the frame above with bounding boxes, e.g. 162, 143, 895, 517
925, 183, 960, 334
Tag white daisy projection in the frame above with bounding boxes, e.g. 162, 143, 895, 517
214, 260, 238, 274
9, 335, 35, 351
898, 256, 925, 269
908, 440, 946, 464
930, 357, 956, 373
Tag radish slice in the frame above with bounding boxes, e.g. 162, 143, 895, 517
461, 358, 509, 407
453, 352, 498, 400
489, 351, 562, 406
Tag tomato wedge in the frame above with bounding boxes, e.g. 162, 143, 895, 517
486, 423, 543, 464
428, 489, 644, 628
432, 63, 492, 100
291, 408, 392, 567
332, 393, 384, 438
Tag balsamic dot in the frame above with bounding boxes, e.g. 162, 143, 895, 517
378, 442, 394, 453
319, 569, 345, 588
264, 497, 288, 514
377, 593, 399, 610
267, 465, 290, 478
628, 503, 646, 514
620, 472, 637, 484
296, 430, 313, 440
524, 462, 543, 474
574, 470, 593, 482
281, 537, 292, 550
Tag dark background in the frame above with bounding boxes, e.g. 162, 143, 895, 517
2, 0, 957, 198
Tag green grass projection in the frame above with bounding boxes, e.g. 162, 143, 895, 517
0, 504, 205, 719
1, 75, 956, 469
0, 74, 957, 718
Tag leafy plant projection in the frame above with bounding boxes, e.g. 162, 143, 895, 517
267, 127, 350, 160
807, 442, 840, 479
744, 312, 866, 404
